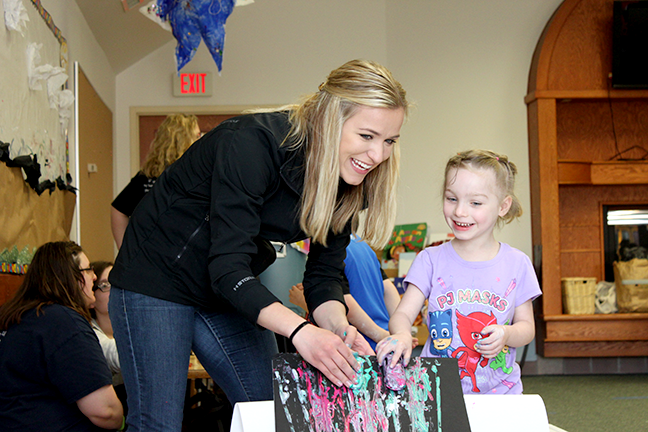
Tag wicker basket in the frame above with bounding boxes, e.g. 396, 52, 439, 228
562, 277, 597, 314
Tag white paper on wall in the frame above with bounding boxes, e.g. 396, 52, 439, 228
3, 0, 29, 35
1, 2, 70, 186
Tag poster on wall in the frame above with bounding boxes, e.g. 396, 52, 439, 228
0, 0, 75, 270
381, 223, 428, 271
0, 0, 72, 190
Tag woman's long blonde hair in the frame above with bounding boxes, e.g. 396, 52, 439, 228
285, 59, 409, 248
141, 113, 199, 178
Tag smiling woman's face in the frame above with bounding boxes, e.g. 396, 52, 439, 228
338, 106, 404, 186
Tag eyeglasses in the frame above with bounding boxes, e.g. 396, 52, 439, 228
79, 265, 95, 274
93, 281, 111, 292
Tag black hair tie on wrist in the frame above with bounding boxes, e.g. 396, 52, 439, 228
289, 321, 311, 343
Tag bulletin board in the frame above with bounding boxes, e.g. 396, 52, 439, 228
0, 0, 75, 270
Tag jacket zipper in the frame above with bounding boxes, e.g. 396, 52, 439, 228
175, 213, 210, 262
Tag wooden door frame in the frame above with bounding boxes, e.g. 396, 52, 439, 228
75, 64, 114, 260
129, 105, 272, 176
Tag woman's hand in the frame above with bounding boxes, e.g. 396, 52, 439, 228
375, 331, 413, 368
291, 323, 360, 387
258, 302, 361, 387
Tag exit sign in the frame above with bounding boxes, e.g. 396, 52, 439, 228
172, 72, 213, 97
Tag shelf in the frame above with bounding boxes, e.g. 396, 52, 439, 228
544, 313, 648, 321
540, 313, 648, 357
558, 160, 648, 185
525, 89, 648, 103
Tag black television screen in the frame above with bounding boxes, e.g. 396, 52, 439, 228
612, 1, 648, 89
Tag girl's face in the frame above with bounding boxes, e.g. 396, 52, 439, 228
78, 252, 97, 308
93, 266, 112, 315
338, 106, 404, 186
443, 167, 511, 245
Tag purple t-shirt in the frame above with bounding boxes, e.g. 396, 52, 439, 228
404, 241, 541, 395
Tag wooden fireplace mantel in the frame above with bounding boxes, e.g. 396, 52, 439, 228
526, 0, 648, 357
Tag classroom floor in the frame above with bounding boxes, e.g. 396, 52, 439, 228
522, 374, 648, 432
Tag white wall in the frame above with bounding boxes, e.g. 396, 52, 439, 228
114, 0, 564, 257
385, 0, 563, 255
115, 0, 388, 194
38, 0, 116, 243
41, 0, 115, 111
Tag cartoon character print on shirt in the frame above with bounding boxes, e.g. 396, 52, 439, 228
451, 310, 496, 393
428, 310, 454, 357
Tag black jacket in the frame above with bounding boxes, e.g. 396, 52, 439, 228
110, 112, 350, 324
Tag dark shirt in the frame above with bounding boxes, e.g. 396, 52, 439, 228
111, 111, 351, 324
0, 304, 113, 431
111, 171, 157, 217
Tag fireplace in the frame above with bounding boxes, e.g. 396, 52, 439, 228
603, 204, 648, 282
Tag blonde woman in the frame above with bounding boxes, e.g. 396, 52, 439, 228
111, 113, 201, 248
109, 59, 409, 431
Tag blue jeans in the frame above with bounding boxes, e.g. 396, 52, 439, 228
109, 287, 278, 432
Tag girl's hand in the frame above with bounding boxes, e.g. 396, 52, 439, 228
291, 323, 360, 387
288, 283, 308, 311
411, 336, 419, 349
476, 325, 508, 358
375, 332, 413, 367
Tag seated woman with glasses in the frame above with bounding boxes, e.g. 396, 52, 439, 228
0, 242, 124, 431
90, 261, 119, 375
90, 261, 127, 413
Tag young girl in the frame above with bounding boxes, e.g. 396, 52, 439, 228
377, 149, 541, 395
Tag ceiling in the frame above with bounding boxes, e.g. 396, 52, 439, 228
75, 0, 175, 74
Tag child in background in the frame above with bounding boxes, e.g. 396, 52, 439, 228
90, 261, 127, 413
289, 234, 415, 351
377, 149, 541, 395
342, 234, 406, 350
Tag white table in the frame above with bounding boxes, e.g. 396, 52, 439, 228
231, 394, 551, 432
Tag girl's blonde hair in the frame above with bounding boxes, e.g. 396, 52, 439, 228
141, 114, 199, 178
284, 59, 409, 247
444, 149, 523, 225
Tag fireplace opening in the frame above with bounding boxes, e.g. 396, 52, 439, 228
603, 204, 648, 282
